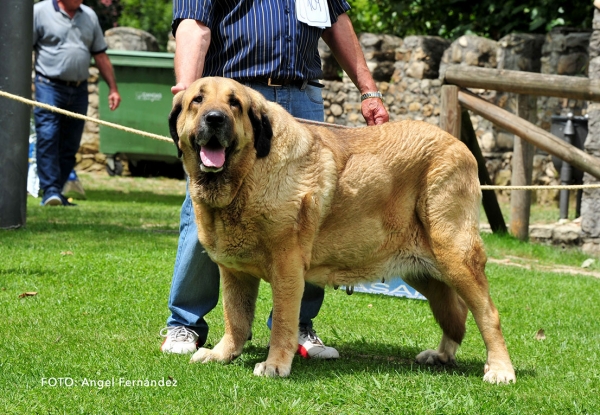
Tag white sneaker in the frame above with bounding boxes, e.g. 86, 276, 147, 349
160, 326, 199, 354
298, 326, 339, 359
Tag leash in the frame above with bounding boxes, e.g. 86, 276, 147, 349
2, 88, 600, 191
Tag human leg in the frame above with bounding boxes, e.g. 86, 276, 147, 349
57, 83, 88, 189
162, 185, 221, 353
34, 77, 88, 206
34, 78, 64, 201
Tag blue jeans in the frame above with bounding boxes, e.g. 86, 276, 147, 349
33, 74, 88, 196
166, 81, 325, 345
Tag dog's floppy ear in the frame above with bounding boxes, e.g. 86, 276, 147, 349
168, 91, 185, 158
248, 108, 273, 158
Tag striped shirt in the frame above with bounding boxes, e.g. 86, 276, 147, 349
172, 0, 351, 80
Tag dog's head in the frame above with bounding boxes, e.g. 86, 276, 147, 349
168, 77, 274, 207
168, 77, 273, 175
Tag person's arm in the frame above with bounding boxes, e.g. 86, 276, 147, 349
172, 19, 212, 94
322, 13, 389, 125
94, 52, 121, 111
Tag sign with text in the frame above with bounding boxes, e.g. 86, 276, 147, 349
344, 277, 426, 300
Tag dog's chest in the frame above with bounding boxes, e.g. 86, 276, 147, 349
199, 211, 266, 269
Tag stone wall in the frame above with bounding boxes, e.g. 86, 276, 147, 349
582, 10, 600, 255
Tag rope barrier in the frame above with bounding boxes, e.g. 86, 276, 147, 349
0, 89, 172, 143
481, 184, 600, 190
2, 88, 600, 191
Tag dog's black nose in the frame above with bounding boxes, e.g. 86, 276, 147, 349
205, 111, 226, 127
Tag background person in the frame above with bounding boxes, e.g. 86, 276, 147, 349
33, 0, 121, 206
160, 0, 389, 359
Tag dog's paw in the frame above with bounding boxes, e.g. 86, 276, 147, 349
483, 363, 516, 384
253, 361, 291, 378
190, 347, 228, 364
415, 349, 457, 366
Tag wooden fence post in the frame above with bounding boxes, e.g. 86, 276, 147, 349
510, 95, 536, 241
440, 85, 461, 138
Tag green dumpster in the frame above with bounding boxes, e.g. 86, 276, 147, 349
98, 50, 180, 176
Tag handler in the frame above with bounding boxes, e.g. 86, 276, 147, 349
160, 0, 389, 357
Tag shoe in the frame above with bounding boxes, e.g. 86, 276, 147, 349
42, 194, 62, 206
298, 326, 339, 359
160, 326, 200, 354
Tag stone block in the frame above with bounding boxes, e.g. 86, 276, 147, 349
497, 33, 544, 72
408, 102, 422, 112
589, 57, 600, 78
529, 225, 554, 242
582, 239, 600, 255
552, 223, 582, 244
330, 103, 343, 117
372, 61, 395, 82
480, 132, 496, 152
104, 27, 159, 52
557, 53, 588, 75
581, 187, 600, 238
403, 36, 450, 79
406, 61, 425, 79
590, 31, 600, 59
566, 32, 593, 50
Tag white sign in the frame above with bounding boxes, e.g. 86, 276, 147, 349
296, 0, 331, 28
343, 278, 426, 300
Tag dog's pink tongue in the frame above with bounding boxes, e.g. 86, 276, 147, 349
200, 146, 226, 168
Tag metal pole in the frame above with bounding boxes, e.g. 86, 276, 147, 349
0, 0, 33, 229
559, 113, 575, 220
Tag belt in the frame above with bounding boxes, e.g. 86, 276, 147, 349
36, 72, 86, 87
238, 77, 323, 89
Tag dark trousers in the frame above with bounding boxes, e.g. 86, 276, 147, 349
33, 74, 88, 195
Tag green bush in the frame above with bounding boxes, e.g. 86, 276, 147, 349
85, 0, 172, 51
117, 0, 172, 51
346, 0, 593, 40
85, 0, 593, 49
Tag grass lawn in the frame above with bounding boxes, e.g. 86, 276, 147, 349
1, 172, 599, 414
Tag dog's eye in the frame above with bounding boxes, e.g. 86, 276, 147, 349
229, 98, 241, 110
192, 95, 203, 104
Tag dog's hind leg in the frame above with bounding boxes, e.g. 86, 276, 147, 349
191, 268, 259, 364
405, 276, 468, 367
430, 236, 516, 384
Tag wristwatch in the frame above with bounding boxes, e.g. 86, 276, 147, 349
360, 91, 383, 101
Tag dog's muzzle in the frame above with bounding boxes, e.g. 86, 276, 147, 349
197, 110, 232, 173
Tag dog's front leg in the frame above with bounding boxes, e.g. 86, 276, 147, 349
191, 268, 259, 365
253, 258, 305, 378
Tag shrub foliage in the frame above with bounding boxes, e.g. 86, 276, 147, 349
84, 0, 594, 50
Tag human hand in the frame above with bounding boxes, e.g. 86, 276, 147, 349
108, 90, 121, 111
361, 98, 389, 126
171, 83, 187, 95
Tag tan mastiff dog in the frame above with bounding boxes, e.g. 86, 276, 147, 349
168, 77, 515, 383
